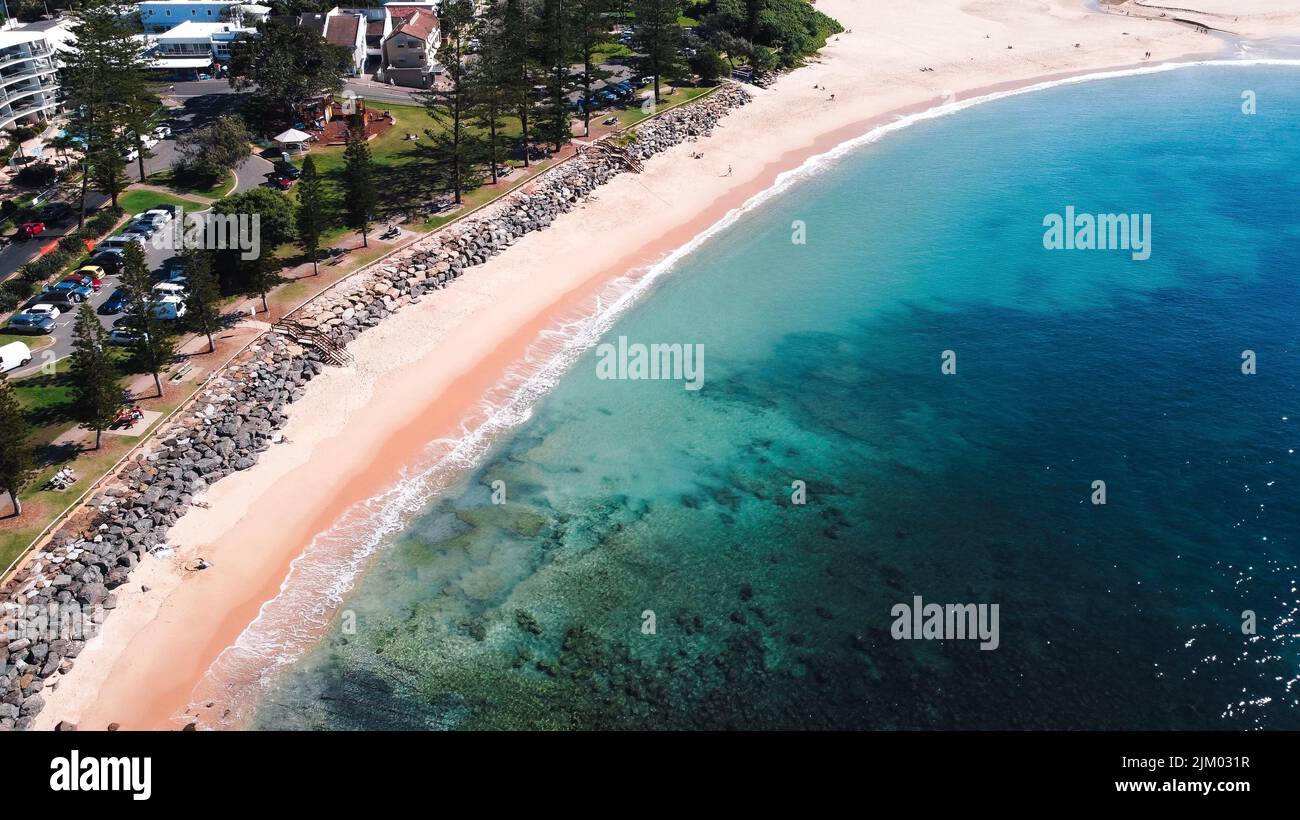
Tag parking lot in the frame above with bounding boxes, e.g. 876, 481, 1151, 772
4, 214, 189, 379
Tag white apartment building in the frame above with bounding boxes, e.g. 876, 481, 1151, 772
0, 19, 72, 132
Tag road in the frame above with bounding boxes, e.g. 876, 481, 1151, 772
0, 193, 108, 283
344, 78, 422, 105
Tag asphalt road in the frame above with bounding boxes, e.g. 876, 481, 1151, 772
0, 193, 108, 283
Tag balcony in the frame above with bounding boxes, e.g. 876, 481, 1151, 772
0, 45, 51, 73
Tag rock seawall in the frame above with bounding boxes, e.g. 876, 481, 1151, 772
0, 83, 752, 731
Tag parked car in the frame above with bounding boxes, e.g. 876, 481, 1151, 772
25, 303, 60, 319
0, 341, 33, 372
51, 280, 93, 301
99, 287, 130, 315
122, 147, 138, 162
40, 202, 73, 223
113, 313, 143, 330
143, 208, 174, 225
17, 221, 44, 239
153, 125, 172, 139
274, 161, 301, 179
90, 250, 125, 274
100, 235, 146, 253
152, 283, 188, 302
271, 174, 296, 190
162, 258, 186, 281
108, 328, 144, 346
72, 265, 107, 289
152, 295, 186, 320
65, 272, 103, 292
126, 220, 156, 238
4, 313, 54, 335
155, 203, 181, 220
31, 291, 78, 312
139, 135, 159, 149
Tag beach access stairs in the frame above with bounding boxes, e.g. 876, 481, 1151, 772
272, 318, 355, 366
581, 139, 644, 173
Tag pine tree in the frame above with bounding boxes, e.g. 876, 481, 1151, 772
296, 155, 327, 276
418, 0, 482, 203
60, 1, 155, 215
0, 376, 35, 518
121, 242, 174, 397
69, 302, 120, 450
501, 0, 538, 167
572, 0, 615, 136
632, 0, 684, 105
183, 248, 222, 353
342, 115, 378, 247
538, 0, 574, 153
470, 11, 512, 185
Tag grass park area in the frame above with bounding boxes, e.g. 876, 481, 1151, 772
118, 189, 208, 217
146, 168, 237, 200
0, 351, 200, 574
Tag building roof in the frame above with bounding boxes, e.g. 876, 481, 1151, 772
155, 20, 249, 40
389, 9, 437, 41
0, 27, 50, 48
19, 19, 70, 32
324, 14, 362, 48
299, 12, 328, 36
273, 128, 313, 144
139, 1, 241, 7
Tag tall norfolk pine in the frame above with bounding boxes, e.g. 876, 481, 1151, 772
60, 1, 154, 217
343, 117, 378, 247
69, 302, 119, 451
296, 155, 327, 277
0, 377, 35, 517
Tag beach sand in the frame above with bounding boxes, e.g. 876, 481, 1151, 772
33, 0, 1300, 730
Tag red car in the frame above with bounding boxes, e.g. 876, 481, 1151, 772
64, 271, 103, 292
17, 221, 44, 239
272, 174, 295, 190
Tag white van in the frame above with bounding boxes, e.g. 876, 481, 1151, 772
0, 341, 32, 374
152, 282, 188, 299
152, 295, 187, 320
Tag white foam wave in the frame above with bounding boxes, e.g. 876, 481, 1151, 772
182, 57, 1300, 728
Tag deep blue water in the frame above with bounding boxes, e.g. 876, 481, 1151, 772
254, 65, 1300, 730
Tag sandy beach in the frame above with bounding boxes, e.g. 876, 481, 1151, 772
32, 0, 1300, 730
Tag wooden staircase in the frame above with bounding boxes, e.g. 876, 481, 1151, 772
273, 318, 354, 366
583, 139, 644, 173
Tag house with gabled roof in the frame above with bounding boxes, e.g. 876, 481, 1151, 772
380, 4, 440, 88
295, 7, 368, 76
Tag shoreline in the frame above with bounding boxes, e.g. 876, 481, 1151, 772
30, 0, 1300, 730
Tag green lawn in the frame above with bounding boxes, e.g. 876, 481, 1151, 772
0, 332, 55, 357
0, 351, 186, 574
118, 189, 208, 217
291, 100, 527, 222
146, 168, 237, 200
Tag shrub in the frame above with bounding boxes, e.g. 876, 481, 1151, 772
1, 278, 36, 300
0, 292, 19, 312
15, 162, 56, 188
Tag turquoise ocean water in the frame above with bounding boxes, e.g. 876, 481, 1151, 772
249, 65, 1300, 730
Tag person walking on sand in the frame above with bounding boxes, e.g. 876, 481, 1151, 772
724, 165, 733, 177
